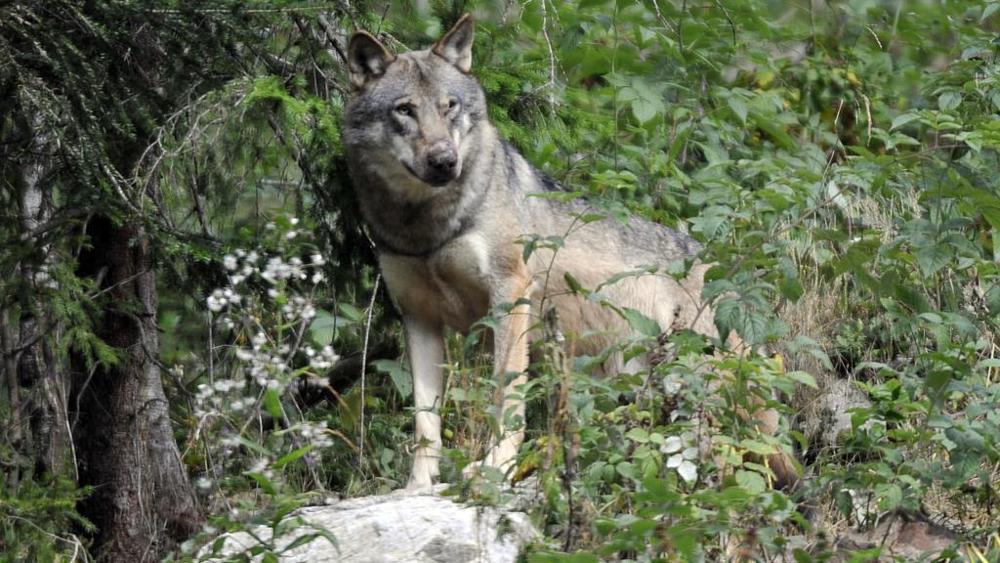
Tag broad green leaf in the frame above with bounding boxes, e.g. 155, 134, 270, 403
625, 428, 649, 443
309, 309, 336, 346
938, 91, 962, 111
622, 79, 665, 123
338, 303, 364, 323
876, 483, 903, 511
273, 445, 315, 469
619, 307, 661, 338
373, 359, 412, 399
735, 470, 766, 494
727, 95, 748, 124
786, 370, 818, 388
914, 243, 951, 277
890, 111, 920, 130
247, 471, 278, 495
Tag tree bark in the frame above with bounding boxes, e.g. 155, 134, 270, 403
1, 316, 24, 489
18, 315, 71, 478
10, 120, 74, 480
72, 216, 201, 562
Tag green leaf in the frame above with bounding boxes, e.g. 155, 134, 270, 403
749, 111, 797, 151
564, 272, 586, 295
739, 439, 776, 456
727, 95, 748, 124
625, 428, 649, 443
786, 370, 817, 389
264, 388, 283, 420
309, 309, 336, 346
945, 426, 986, 451
596, 266, 658, 292
338, 303, 364, 323
616, 461, 637, 480
938, 91, 962, 111
273, 445, 315, 469
247, 471, 278, 495
666, 525, 699, 559
890, 111, 920, 130
619, 307, 661, 338
735, 470, 766, 494
622, 79, 665, 123
914, 243, 951, 277
373, 359, 412, 399
281, 533, 325, 553
925, 369, 952, 399
982, 2, 1000, 22
876, 483, 902, 511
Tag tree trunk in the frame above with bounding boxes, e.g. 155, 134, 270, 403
18, 148, 70, 476
72, 216, 201, 562
18, 315, 71, 478
7, 120, 74, 480
1, 316, 24, 489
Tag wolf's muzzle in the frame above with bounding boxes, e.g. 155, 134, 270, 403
425, 142, 459, 185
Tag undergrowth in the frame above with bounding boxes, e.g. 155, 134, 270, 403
3, 1, 998, 562
176, 1, 999, 560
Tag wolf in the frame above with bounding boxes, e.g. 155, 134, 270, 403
343, 15, 793, 491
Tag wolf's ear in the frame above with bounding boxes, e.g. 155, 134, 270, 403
433, 13, 474, 72
348, 31, 395, 89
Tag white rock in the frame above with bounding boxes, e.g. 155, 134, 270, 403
201, 491, 539, 562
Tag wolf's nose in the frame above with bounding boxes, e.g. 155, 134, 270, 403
427, 144, 458, 173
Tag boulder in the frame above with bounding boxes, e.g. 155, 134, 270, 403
833, 510, 958, 561
799, 377, 872, 451
202, 491, 539, 562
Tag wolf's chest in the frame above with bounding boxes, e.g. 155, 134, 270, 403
379, 233, 492, 332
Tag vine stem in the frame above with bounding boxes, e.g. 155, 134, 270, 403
358, 273, 380, 474
540, 0, 557, 110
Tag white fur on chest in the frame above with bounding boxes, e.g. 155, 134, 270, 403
380, 232, 492, 332
429, 232, 492, 330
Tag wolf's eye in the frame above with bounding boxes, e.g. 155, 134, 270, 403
394, 104, 414, 117
447, 98, 460, 111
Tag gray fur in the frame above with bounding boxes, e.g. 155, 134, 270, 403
342, 15, 760, 490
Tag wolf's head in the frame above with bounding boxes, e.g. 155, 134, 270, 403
344, 15, 487, 193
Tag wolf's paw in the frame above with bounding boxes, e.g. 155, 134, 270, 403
395, 481, 448, 496
462, 441, 518, 481
405, 452, 441, 492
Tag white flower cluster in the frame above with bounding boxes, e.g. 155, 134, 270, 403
282, 294, 317, 320
298, 421, 334, 448
261, 255, 308, 284
661, 432, 699, 483
208, 232, 327, 312
194, 377, 252, 417
248, 457, 274, 479
303, 345, 340, 370
224, 249, 259, 286
207, 288, 241, 312
192, 220, 342, 494
232, 331, 288, 389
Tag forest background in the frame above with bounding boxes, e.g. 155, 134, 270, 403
1, 0, 998, 561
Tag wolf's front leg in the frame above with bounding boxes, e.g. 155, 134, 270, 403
404, 316, 445, 492
464, 278, 533, 479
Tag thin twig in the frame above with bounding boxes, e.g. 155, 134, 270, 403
713, 0, 737, 46
358, 273, 380, 473
650, 0, 678, 34
539, 0, 558, 110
